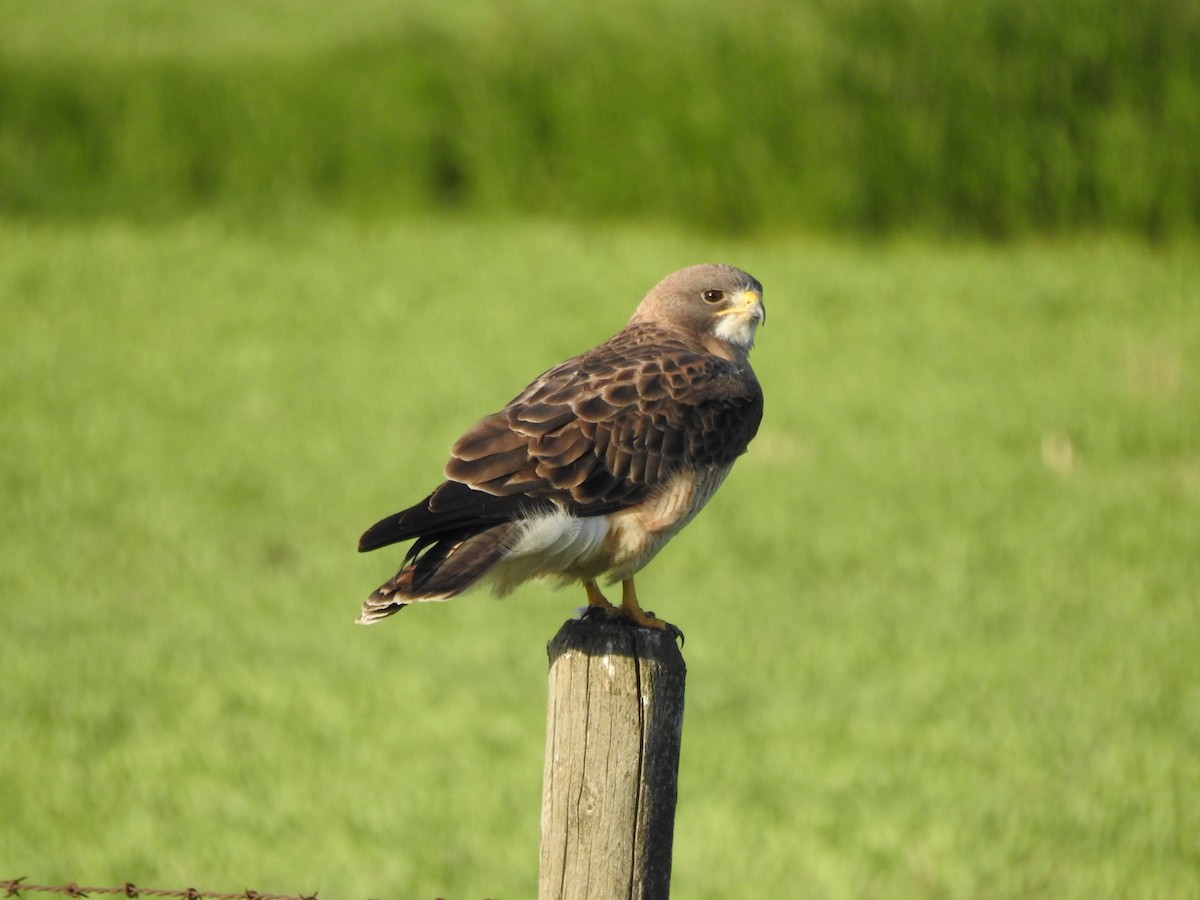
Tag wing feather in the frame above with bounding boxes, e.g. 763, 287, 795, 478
358, 480, 548, 552
440, 322, 762, 516
452, 420, 526, 461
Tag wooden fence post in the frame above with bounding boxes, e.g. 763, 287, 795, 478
538, 617, 687, 900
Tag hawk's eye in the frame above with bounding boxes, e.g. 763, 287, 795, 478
702, 289, 725, 303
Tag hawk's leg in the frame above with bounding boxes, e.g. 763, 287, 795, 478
583, 579, 616, 611
619, 577, 684, 644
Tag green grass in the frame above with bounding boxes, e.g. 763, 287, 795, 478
1, 214, 1198, 897
2, 0, 1199, 236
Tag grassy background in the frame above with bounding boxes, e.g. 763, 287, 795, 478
2, 216, 1198, 897
3, 1, 1200, 897
2, 0, 1199, 236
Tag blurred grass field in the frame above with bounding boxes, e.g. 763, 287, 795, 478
2, 215, 1198, 897
3, 0, 1199, 236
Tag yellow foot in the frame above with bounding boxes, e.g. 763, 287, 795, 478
579, 578, 684, 643
619, 578, 685, 645
584, 579, 617, 611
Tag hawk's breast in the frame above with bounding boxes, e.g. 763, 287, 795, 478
599, 464, 732, 581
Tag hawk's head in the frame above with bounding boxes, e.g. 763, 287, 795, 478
630, 264, 765, 351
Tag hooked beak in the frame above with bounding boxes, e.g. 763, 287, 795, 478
717, 289, 765, 325
712, 288, 766, 349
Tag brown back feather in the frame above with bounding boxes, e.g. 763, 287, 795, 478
444, 323, 762, 514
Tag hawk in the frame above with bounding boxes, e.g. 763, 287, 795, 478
357, 263, 765, 634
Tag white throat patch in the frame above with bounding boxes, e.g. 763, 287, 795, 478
713, 311, 760, 349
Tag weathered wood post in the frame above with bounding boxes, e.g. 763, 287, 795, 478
538, 617, 687, 900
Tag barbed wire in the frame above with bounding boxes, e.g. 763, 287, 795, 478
1, 879, 482, 900
1, 880, 316, 900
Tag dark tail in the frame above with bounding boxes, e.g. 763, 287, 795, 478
357, 480, 545, 624
357, 522, 519, 623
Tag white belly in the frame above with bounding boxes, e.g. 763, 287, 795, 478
486, 466, 731, 594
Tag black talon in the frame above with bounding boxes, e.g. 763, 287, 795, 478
641, 611, 684, 645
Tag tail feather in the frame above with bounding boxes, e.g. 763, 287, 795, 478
357, 522, 519, 624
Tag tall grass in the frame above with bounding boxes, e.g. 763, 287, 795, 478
2, 0, 1198, 235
